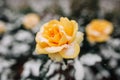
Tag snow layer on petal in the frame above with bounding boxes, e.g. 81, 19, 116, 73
59, 42, 80, 58
45, 44, 68, 53
75, 32, 84, 44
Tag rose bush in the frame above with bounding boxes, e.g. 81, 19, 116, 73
22, 13, 40, 30
35, 17, 83, 61
0, 21, 6, 34
86, 19, 113, 43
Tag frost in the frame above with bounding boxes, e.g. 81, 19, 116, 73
80, 53, 102, 66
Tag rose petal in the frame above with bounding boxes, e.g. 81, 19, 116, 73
35, 32, 49, 47
35, 44, 48, 54
75, 32, 84, 44
86, 25, 101, 36
45, 44, 68, 53
59, 42, 80, 58
48, 53, 63, 61
60, 17, 73, 36
69, 20, 78, 43
87, 35, 109, 43
58, 32, 68, 45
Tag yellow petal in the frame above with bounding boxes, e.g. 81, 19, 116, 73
35, 44, 48, 54
45, 44, 68, 53
87, 35, 109, 43
58, 32, 68, 45
23, 13, 40, 29
60, 17, 73, 36
59, 43, 80, 59
104, 25, 113, 34
35, 32, 49, 48
75, 32, 84, 44
69, 20, 78, 43
86, 25, 101, 36
96, 35, 110, 42
48, 53, 63, 61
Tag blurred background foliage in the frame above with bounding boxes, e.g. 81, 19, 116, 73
0, 0, 120, 80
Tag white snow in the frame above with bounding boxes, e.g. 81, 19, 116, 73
46, 62, 60, 77
74, 58, 84, 80
21, 59, 42, 77
80, 53, 102, 66
100, 46, 120, 59
64, 43, 75, 56
107, 38, 120, 49
14, 30, 34, 43
12, 43, 30, 56
1, 35, 14, 47
109, 58, 117, 68
49, 74, 60, 80
0, 58, 15, 73
58, 0, 71, 15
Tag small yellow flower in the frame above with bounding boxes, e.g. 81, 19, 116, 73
86, 19, 113, 43
35, 17, 84, 61
0, 21, 6, 34
22, 13, 40, 30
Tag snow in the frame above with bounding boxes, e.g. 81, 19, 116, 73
0, 45, 9, 55
1, 35, 14, 47
107, 38, 120, 49
0, 58, 15, 73
100, 70, 110, 78
12, 42, 30, 56
14, 30, 34, 43
46, 62, 60, 77
100, 46, 120, 59
80, 53, 102, 66
21, 59, 42, 77
109, 58, 117, 68
84, 67, 95, 80
74, 58, 84, 80
58, 0, 71, 15
65, 43, 75, 56
49, 74, 60, 80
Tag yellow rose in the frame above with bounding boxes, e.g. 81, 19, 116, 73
22, 13, 40, 30
0, 21, 6, 34
86, 19, 113, 43
35, 17, 84, 61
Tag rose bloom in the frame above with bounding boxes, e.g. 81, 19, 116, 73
86, 19, 113, 43
22, 13, 40, 30
35, 17, 84, 61
0, 21, 6, 34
